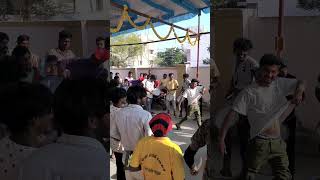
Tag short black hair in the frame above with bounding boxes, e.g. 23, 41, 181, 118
59, 30, 72, 40
110, 87, 127, 104
54, 79, 107, 136
126, 86, 147, 104
163, 74, 167, 76
259, 54, 282, 67
0, 32, 9, 42
115, 72, 120, 75
17, 34, 30, 44
191, 79, 199, 83
11, 46, 30, 58
150, 74, 156, 80
183, 73, 189, 78
169, 73, 174, 77
0, 82, 53, 134
233, 38, 253, 53
96, 36, 105, 43
46, 55, 58, 64
128, 71, 132, 74
114, 76, 119, 80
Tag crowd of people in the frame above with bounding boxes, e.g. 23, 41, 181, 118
0, 31, 110, 180
110, 38, 306, 180
0, 30, 310, 180
109, 71, 206, 120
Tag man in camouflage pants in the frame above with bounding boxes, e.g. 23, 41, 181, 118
183, 119, 223, 179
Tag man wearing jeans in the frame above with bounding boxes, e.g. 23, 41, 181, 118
219, 54, 305, 180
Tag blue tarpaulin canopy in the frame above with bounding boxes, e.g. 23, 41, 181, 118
111, 0, 211, 36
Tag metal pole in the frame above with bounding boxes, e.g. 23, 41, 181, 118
196, 10, 201, 78
276, 0, 284, 58
111, 1, 198, 35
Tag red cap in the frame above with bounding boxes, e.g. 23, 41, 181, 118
149, 113, 173, 136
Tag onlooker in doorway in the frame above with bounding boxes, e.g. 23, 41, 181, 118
165, 73, 179, 116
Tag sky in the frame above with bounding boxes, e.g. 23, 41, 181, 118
132, 12, 210, 52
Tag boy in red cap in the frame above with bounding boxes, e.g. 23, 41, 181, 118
129, 113, 185, 180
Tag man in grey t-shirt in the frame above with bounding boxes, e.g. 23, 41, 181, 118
222, 38, 259, 177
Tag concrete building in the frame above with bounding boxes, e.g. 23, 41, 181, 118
0, 0, 109, 21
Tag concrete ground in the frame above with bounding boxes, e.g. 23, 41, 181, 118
110, 106, 320, 180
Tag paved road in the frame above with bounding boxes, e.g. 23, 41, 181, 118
110, 109, 320, 180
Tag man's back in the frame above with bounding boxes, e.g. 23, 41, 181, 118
112, 104, 152, 151
18, 134, 108, 180
130, 136, 185, 180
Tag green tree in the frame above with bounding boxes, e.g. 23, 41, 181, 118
110, 34, 143, 68
156, 47, 186, 67
297, 0, 320, 11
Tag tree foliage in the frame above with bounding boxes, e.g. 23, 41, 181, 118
110, 34, 143, 68
156, 47, 186, 67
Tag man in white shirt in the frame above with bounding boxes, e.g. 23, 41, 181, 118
144, 74, 156, 112
110, 85, 152, 180
179, 73, 191, 117
110, 87, 127, 180
176, 79, 205, 130
19, 79, 110, 180
219, 54, 305, 180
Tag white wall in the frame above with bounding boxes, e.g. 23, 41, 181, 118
248, 16, 320, 129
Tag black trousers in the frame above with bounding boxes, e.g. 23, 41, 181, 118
179, 99, 188, 117
114, 152, 126, 180
284, 115, 296, 176
224, 115, 250, 173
